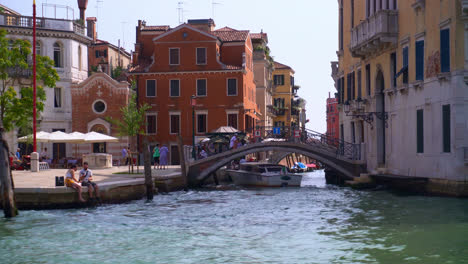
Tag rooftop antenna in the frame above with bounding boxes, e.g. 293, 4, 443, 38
212, 1, 222, 19
121, 21, 128, 50
95, 0, 104, 34
177, 2, 184, 24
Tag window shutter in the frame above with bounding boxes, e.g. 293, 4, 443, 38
403, 47, 409, 84
440, 29, 450, 73
442, 105, 451, 153
95, 50, 99, 58
415, 41, 424, 80
416, 109, 424, 153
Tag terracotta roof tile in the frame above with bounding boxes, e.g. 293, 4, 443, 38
274, 61, 293, 71
212, 30, 249, 42
250, 33, 268, 41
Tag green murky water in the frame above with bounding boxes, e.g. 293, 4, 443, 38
0, 170, 467, 264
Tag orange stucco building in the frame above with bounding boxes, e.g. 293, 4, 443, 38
130, 19, 258, 164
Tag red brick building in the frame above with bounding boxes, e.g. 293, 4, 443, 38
71, 71, 132, 161
130, 19, 258, 164
326, 92, 339, 144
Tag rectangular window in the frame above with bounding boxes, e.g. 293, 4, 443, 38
197, 113, 207, 134
196, 79, 207, 96
415, 40, 424, 81
273, 75, 284, 85
365, 64, 371, 96
196, 47, 207, 65
417, 109, 424, 153
351, 0, 355, 28
403, 46, 409, 84
351, 72, 355, 100
339, 6, 343, 50
146, 80, 156, 97
146, 114, 157, 134
170, 114, 180, 134
442, 104, 451, 153
357, 69, 362, 99
346, 73, 352, 101
54, 87, 62, 108
227, 113, 238, 129
440, 29, 450, 73
390, 52, 397, 87
170, 79, 180, 97
227, 78, 237, 96
351, 121, 356, 143
290, 76, 295, 87
169, 48, 180, 65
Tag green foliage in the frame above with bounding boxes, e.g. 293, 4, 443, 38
74, 19, 84, 26
111, 66, 124, 79
0, 29, 59, 131
106, 93, 151, 137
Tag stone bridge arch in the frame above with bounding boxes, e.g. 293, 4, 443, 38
187, 142, 366, 187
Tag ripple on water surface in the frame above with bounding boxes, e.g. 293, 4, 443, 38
0, 170, 467, 264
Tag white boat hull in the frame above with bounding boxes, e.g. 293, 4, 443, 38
227, 170, 302, 187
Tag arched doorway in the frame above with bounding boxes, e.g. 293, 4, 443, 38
375, 70, 386, 165
90, 124, 108, 153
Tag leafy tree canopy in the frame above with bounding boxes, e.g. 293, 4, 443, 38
0, 29, 59, 132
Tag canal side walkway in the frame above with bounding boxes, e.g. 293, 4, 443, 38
8, 166, 185, 209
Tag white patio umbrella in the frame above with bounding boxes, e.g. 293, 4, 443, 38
17, 131, 51, 142
83, 131, 119, 143
69, 132, 86, 157
48, 131, 83, 143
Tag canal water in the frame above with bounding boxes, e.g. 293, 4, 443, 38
0, 170, 467, 264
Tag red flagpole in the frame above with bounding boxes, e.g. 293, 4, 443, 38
32, 0, 37, 152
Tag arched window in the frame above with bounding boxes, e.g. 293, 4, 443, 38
78, 45, 82, 71
35, 41, 41, 55
53, 42, 63, 68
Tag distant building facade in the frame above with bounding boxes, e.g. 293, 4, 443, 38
0, 4, 91, 159
271, 61, 298, 128
71, 71, 131, 160
130, 19, 258, 164
251, 32, 274, 129
326, 92, 339, 144
331, 0, 467, 194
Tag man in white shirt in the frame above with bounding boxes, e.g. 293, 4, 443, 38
79, 162, 100, 201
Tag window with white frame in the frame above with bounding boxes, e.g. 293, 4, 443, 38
146, 113, 157, 134
170, 113, 180, 134
169, 48, 180, 65
54, 87, 62, 108
35, 40, 41, 55
196, 112, 207, 134
146, 80, 156, 97
196, 47, 207, 65
53, 42, 63, 68
227, 78, 237, 96
196, 79, 207, 96
170, 80, 180, 97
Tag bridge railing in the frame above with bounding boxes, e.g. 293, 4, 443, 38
192, 126, 361, 162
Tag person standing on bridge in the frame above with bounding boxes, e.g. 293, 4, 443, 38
230, 134, 237, 149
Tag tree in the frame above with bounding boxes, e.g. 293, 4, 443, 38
0, 29, 59, 132
106, 89, 153, 199
106, 90, 150, 171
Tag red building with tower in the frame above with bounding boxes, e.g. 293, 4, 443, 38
326, 92, 339, 144
130, 19, 258, 164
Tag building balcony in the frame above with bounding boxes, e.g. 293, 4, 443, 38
350, 10, 398, 58
0, 14, 86, 36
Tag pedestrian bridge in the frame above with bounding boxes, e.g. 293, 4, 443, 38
187, 128, 366, 187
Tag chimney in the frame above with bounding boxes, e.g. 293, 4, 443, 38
187, 19, 216, 32
86, 17, 97, 42
77, 0, 88, 21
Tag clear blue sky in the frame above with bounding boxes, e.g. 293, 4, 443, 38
5, 0, 338, 133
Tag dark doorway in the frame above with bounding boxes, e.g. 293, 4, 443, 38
375, 70, 386, 165
52, 128, 66, 160
170, 145, 180, 165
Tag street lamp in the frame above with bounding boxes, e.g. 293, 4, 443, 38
191, 95, 197, 159
343, 98, 388, 129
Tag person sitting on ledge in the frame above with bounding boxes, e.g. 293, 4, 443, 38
79, 162, 100, 202
65, 164, 85, 202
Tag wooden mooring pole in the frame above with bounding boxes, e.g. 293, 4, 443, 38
143, 138, 154, 200
177, 135, 188, 191
0, 130, 18, 218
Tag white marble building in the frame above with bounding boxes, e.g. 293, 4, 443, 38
0, 9, 91, 158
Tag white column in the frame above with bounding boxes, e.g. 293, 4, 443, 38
377, 0, 381, 11
370, 0, 375, 16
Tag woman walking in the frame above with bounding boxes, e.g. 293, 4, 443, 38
159, 144, 169, 170
153, 144, 160, 169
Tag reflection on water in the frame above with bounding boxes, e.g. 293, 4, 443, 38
0, 170, 467, 264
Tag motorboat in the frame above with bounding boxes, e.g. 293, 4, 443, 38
291, 162, 307, 173
226, 162, 302, 187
